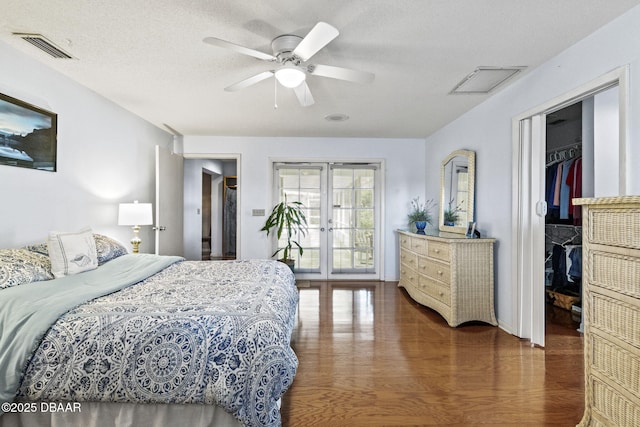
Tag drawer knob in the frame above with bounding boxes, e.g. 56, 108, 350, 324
437, 270, 443, 275
434, 249, 440, 253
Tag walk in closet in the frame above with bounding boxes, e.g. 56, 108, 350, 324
545, 102, 584, 332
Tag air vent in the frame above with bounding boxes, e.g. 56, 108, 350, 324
325, 113, 349, 122
13, 33, 74, 59
450, 66, 525, 94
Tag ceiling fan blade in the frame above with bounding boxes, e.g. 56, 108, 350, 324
203, 37, 276, 61
309, 64, 375, 84
293, 81, 315, 107
224, 71, 274, 92
292, 22, 339, 62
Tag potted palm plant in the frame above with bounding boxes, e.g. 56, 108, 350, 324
260, 195, 308, 270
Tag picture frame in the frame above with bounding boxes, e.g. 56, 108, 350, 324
0, 92, 57, 172
466, 221, 476, 238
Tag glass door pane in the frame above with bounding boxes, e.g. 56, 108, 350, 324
330, 166, 376, 275
275, 166, 324, 274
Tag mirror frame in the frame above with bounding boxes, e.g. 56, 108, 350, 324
439, 149, 475, 234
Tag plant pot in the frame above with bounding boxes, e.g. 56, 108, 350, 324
415, 221, 427, 234
280, 259, 295, 272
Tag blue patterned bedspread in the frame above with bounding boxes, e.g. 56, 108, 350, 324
17, 259, 299, 427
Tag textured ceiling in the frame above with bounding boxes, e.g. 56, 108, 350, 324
1, 0, 639, 138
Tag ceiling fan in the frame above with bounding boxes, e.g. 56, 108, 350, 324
203, 22, 375, 107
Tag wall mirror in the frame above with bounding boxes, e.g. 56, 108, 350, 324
439, 149, 475, 234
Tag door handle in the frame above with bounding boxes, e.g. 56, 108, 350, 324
153, 226, 167, 231
320, 227, 325, 232
535, 201, 547, 217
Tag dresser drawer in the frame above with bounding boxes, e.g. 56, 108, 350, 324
418, 257, 450, 283
418, 275, 451, 306
591, 334, 640, 401
588, 208, 640, 250
591, 251, 640, 298
400, 234, 412, 250
400, 249, 418, 270
409, 237, 427, 255
400, 234, 427, 255
590, 293, 640, 349
400, 264, 419, 287
590, 377, 640, 427
427, 241, 450, 262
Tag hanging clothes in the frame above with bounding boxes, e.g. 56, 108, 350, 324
566, 245, 582, 281
545, 153, 582, 225
551, 244, 567, 288
566, 157, 583, 225
559, 159, 574, 219
546, 162, 558, 220
553, 161, 563, 208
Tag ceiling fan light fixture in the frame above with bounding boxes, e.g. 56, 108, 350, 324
275, 66, 306, 88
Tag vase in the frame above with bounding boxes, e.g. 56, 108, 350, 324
415, 221, 427, 234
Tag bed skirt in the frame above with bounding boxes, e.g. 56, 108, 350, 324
0, 401, 244, 427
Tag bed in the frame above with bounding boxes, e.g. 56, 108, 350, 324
0, 231, 299, 427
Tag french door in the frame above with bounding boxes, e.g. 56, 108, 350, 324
273, 162, 380, 280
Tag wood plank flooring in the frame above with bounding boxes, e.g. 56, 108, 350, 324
281, 281, 584, 427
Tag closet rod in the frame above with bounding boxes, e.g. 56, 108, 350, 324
547, 142, 581, 154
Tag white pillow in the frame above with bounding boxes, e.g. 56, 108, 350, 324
48, 227, 99, 278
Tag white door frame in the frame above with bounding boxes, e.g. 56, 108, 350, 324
184, 153, 242, 259
511, 66, 629, 346
270, 158, 385, 281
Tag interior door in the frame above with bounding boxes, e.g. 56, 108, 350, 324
512, 68, 625, 346
274, 162, 380, 280
155, 145, 184, 256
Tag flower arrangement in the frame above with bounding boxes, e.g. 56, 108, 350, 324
407, 197, 435, 226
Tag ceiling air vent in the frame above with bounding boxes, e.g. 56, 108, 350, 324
13, 33, 74, 59
450, 66, 525, 94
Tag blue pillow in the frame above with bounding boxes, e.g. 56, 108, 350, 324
94, 234, 129, 265
0, 249, 54, 289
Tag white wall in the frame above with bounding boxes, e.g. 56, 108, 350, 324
0, 40, 172, 251
183, 136, 426, 279
424, 5, 640, 331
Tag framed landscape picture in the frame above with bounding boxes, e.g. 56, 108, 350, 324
0, 92, 57, 172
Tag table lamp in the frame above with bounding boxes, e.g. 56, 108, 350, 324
118, 200, 153, 253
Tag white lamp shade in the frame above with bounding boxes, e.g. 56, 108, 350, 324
118, 202, 153, 226
275, 66, 306, 88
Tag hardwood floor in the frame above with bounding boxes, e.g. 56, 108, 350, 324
281, 281, 584, 427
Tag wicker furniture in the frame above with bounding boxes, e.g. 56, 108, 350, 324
575, 196, 640, 427
397, 229, 497, 327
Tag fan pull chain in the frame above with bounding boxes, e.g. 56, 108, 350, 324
274, 77, 278, 109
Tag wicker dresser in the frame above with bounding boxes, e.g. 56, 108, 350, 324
397, 229, 497, 327
575, 196, 640, 427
